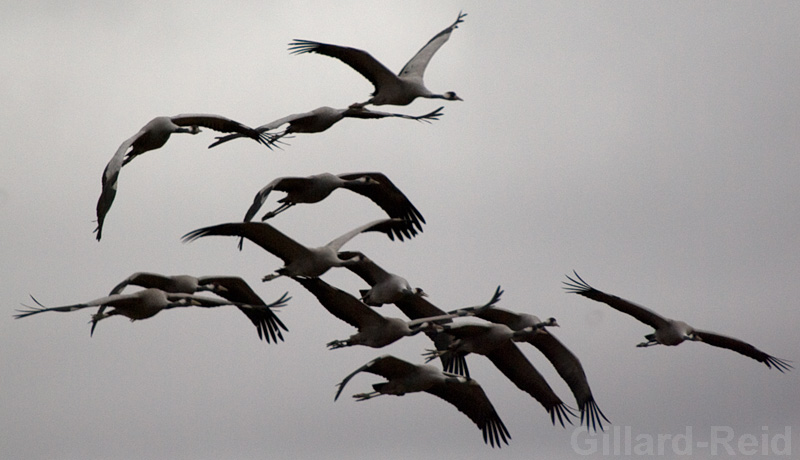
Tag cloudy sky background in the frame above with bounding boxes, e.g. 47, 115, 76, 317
2, 1, 799, 459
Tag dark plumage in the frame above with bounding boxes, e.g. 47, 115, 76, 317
564, 271, 791, 372
181, 219, 410, 281
95, 114, 269, 240
335, 354, 510, 448
209, 105, 442, 148
425, 322, 575, 428
293, 276, 501, 350
452, 304, 608, 432
104, 272, 288, 343
289, 12, 466, 107
15, 288, 290, 339
237, 172, 425, 243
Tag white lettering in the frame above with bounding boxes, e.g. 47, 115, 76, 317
656, 433, 671, 455
569, 425, 792, 456
633, 433, 653, 455
710, 426, 735, 455
570, 427, 596, 455
672, 426, 692, 455
624, 425, 632, 455
771, 426, 792, 456
738, 433, 757, 455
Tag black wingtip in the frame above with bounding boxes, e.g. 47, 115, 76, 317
766, 355, 793, 373
551, 403, 577, 428
580, 398, 611, 433
563, 270, 592, 293
455, 11, 468, 27
483, 417, 511, 448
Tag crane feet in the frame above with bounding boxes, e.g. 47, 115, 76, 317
326, 339, 350, 349
353, 391, 379, 401
89, 312, 109, 323
88, 312, 111, 336
421, 348, 446, 363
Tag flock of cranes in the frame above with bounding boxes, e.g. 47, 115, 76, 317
16, 10, 791, 449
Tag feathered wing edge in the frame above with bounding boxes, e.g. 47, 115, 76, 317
693, 329, 792, 372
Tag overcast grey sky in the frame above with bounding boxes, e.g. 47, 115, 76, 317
2, 1, 799, 459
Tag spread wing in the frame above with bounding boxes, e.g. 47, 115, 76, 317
486, 342, 574, 427
289, 40, 399, 95
426, 376, 511, 448
199, 276, 289, 344
398, 11, 467, 80
338, 172, 426, 236
169, 113, 269, 146
292, 276, 383, 329
525, 330, 608, 431
563, 271, 669, 330
182, 222, 310, 265
94, 130, 142, 240
692, 329, 792, 372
